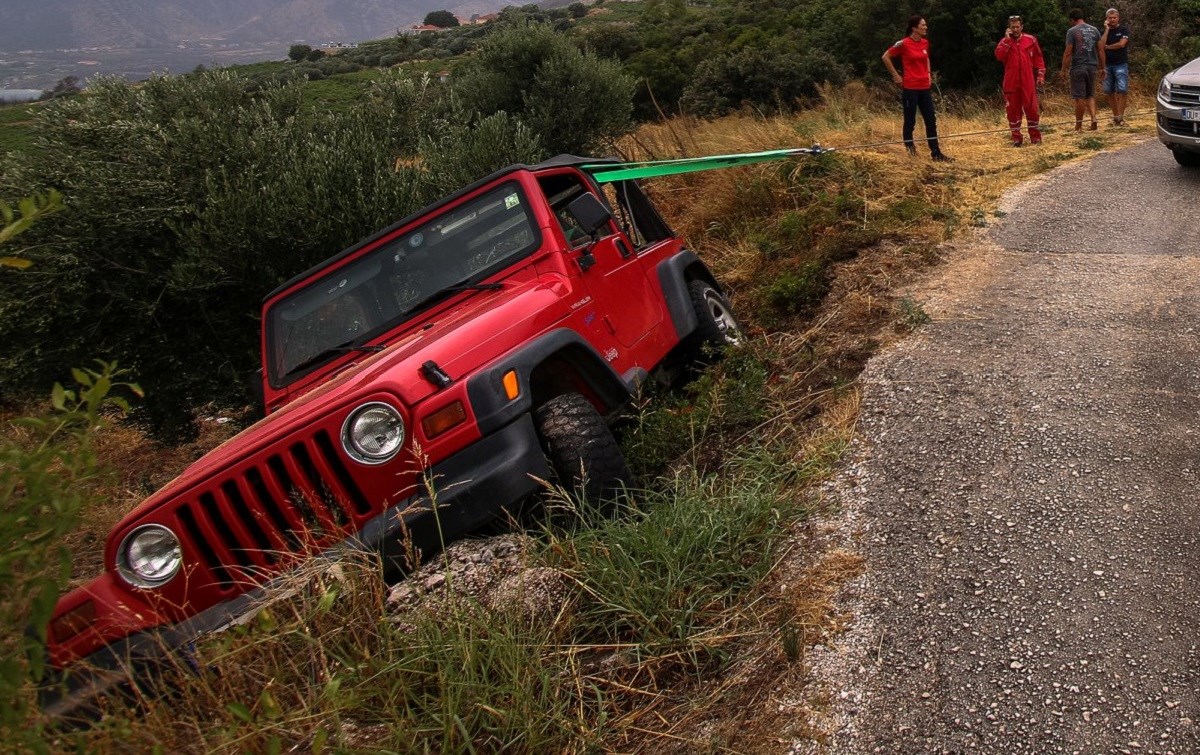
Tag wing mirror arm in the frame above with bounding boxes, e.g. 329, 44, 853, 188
565, 193, 613, 273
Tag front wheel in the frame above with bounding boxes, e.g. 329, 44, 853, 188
533, 393, 635, 509
1172, 148, 1200, 168
688, 279, 745, 352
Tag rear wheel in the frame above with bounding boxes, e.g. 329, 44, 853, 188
687, 279, 745, 354
1172, 148, 1200, 168
533, 393, 635, 509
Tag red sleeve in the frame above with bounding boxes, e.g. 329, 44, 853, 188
1031, 37, 1046, 72
995, 38, 1011, 63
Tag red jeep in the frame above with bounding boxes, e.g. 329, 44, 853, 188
42, 155, 742, 714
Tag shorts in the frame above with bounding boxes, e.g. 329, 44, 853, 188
1070, 67, 1097, 99
1104, 63, 1129, 94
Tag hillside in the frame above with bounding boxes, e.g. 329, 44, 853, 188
0, 0, 503, 51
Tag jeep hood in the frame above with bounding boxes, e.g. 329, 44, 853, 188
118, 278, 570, 521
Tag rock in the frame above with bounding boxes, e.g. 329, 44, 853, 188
485, 567, 574, 628
386, 533, 533, 610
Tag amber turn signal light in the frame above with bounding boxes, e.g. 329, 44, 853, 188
50, 600, 96, 643
422, 400, 467, 439
502, 370, 520, 400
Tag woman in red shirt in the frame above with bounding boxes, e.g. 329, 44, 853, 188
882, 15, 953, 162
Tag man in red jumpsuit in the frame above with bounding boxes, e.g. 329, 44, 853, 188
995, 15, 1046, 146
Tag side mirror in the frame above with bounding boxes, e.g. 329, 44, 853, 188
247, 368, 265, 413
566, 193, 612, 237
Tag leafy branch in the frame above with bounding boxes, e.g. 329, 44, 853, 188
0, 190, 64, 269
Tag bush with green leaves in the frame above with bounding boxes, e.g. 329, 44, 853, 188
453, 24, 636, 156
287, 44, 312, 62
581, 0, 1200, 113
0, 68, 578, 437
681, 46, 848, 117
424, 9, 460, 28
0, 190, 62, 271
0, 362, 140, 748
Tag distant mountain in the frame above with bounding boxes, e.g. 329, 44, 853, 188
0, 0, 503, 51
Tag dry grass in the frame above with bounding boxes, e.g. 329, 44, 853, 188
67, 555, 391, 754
631, 84, 1153, 241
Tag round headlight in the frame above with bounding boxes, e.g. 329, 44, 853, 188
342, 402, 405, 464
117, 524, 182, 588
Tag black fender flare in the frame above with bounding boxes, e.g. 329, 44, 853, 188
466, 329, 632, 435
657, 250, 723, 341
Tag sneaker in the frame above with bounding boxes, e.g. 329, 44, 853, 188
1074, 121, 1083, 132
932, 153, 954, 163
1011, 140, 1024, 148
1088, 120, 1098, 131
1030, 138, 1042, 145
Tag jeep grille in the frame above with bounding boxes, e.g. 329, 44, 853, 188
170, 429, 373, 589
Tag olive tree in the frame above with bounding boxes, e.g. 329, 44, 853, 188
452, 24, 636, 156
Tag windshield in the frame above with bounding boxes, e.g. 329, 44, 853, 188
266, 182, 539, 386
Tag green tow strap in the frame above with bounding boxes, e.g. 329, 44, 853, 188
580, 145, 831, 183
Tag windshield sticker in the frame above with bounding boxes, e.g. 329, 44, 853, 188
409, 232, 424, 248
505, 193, 520, 210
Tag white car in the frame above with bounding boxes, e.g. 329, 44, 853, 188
1157, 55, 1200, 167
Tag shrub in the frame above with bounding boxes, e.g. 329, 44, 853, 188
417, 101, 545, 190
575, 22, 642, 61
453, 24, 636, 155
0, 363, 139, 748
681, 46, 848, 117
424, 9, 460, 28
765, 262, 828, 315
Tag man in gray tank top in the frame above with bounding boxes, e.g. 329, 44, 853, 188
1060, 8, 1106, 131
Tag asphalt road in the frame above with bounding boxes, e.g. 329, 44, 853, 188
807, 139, 1200, 754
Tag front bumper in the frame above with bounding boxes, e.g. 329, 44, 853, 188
40, 412, 551, 722
1156, 100, 1200, 152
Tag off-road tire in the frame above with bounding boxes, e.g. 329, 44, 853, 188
687, 279, 744, 355
1172, 149, 1200, 168
533, 392, 635, 508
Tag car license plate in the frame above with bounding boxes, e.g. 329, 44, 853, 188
1184, 109, 1200, 121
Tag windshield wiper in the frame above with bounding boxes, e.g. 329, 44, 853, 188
286, 341, 385, 377
400, 280, 504, 317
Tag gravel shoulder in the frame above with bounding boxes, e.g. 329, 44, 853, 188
801, 140, 1200, 753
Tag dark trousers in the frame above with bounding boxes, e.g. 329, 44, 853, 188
902, 88, 942, 155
